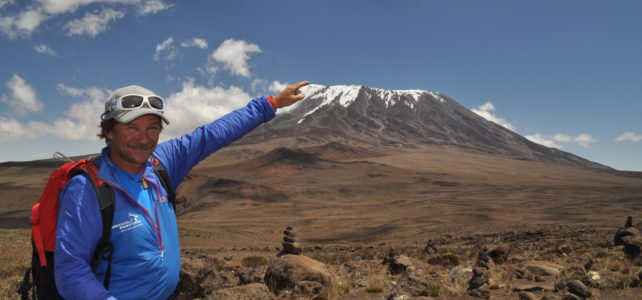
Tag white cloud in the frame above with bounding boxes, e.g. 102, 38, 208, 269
0, 16, 14, 38
479, 102, 494, 111
39, 0, 98, 15
250, 79, 264, 92
57, 84, 85, 97
0, 84, 109, 142
0, 117, 45, 140
38, 0, 161, 15
210, 39, 262, 77
1, 0, 169, 38
0, 80, 258, 143
65, 8, 125, 37
1, 74, 44, 116
181, 37, 208, 49
58, 83, 108, 101
198, 64, 218, 77
616, 132, 642, 143
552, 133, 572, 142
16, 9, 47, 32
161, 79, 251, 139
137, 0, 173, 15
0, 8, 49, 38
52, 87, 107, 140
43, 84, 108, 140
552, 132, 596, 147
153, 37, 178, 61
34, 44, 57, 56
0, 0, 12, 9
572, 133, 596, 147
527, 132, 597, 149
469, 102, 597, 149
526, 133, 561, 149
471, 101, 516, 131
269, 80, 288, 94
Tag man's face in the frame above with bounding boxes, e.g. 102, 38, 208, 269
105, 114, 162, 173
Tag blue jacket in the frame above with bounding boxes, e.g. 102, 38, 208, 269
55, 97, 275, 300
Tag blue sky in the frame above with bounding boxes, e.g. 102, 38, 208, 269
1, 0, 641, 171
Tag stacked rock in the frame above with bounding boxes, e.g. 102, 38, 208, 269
614, 216, 641, 246
468, 246, 491, 292
614, 216, 642, 265
277, 226, 302, 256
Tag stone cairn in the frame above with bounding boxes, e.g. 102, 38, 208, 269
265, 227, 333, 299
468, 246, 492, 299
614, 216, 642, 265
277, 226, 302, 256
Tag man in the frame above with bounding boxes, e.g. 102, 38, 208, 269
54, 81, 309, 299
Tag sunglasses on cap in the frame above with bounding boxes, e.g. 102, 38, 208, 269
116, 94, 165, 111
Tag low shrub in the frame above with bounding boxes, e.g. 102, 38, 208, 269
428, 252, 460, 267
428, 282, 441, 296
335, 282, 350, 295
241, 255, 268, 268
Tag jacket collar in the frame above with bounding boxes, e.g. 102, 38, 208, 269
97, 147, 157, 188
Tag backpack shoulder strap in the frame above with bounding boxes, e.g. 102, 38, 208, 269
150, 155, 176, 211
92, 183, 115, 289
71, 159, 115, 289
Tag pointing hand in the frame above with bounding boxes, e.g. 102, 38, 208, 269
273, 81, 310, 109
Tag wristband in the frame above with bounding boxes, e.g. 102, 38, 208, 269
267, 96, 277, 109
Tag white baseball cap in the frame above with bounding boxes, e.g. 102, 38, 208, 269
102, 85, 170, 124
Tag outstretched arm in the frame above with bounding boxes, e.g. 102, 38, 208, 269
154, 80, 310, 188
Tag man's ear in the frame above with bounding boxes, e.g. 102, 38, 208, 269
104, 127, 114, 141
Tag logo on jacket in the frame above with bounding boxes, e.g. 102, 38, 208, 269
112, 212, 143, 233
160, 196, 168, 203
128, 212, 139, 221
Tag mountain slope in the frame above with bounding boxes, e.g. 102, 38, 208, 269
241, 84, 606, 169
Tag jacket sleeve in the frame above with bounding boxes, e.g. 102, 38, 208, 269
153, 96, 276, 188
54, 175, 114, 300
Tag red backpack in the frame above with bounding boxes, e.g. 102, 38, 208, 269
18, 156, 175, 300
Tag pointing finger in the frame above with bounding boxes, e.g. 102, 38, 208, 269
291, 81, 310, 92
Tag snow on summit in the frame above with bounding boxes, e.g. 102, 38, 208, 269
294, 85, 362, 121
301, 84, 362, 107
300, 84, 443, 107
290, 84, 445, 123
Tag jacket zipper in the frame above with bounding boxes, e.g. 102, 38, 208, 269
107, 180, 164, 259
143, 174, 164, 260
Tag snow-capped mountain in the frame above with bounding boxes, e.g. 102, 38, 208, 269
242, 84, 606, 169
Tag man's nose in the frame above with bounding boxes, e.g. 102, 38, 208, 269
135, 130, 151, 144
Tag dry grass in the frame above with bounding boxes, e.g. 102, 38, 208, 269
241, 255, 269, 268
0, 229, 31, 299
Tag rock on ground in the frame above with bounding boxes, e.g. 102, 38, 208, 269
264, 254, 334, 299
